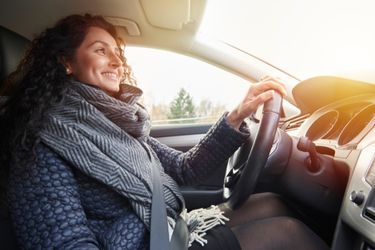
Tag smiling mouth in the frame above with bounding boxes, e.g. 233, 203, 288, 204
102, 72, 118, 81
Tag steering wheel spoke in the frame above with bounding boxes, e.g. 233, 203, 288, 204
225, 161, 246, 188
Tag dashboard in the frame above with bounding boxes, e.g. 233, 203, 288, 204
287, 77, 375, 250
298, 94, 375, 151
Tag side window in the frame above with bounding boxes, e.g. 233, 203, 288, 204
125, 46, 250, 126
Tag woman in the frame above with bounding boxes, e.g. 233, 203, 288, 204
0, 14, 329, 249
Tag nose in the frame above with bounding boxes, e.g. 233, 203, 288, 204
109, 51, 123, 68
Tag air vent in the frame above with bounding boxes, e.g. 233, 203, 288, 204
364, 207, 375, 223
280, 113, 310, 131
363, 188, 375, 224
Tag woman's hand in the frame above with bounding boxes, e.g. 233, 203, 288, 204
226, 76, 287, 129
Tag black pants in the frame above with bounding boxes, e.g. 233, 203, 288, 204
189, 192, 329, 250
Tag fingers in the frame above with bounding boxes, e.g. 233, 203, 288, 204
244, 76, 286, 106
227, 76, 287, 128
244, 89, 274, 111
241, 75, 286, 113
255, 89, 275, 104
255, 76, 287, 97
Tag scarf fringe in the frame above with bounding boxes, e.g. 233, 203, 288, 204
180, 205, 229, 247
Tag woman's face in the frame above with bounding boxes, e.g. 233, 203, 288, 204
66, 26, 124, 95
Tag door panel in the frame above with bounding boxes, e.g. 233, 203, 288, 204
150, 124, 227, 209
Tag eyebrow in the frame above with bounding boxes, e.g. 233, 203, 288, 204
88, 40, 120, 53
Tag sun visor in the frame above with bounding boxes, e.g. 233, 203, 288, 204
105, 17, 141, 36
140, 0, 192, 30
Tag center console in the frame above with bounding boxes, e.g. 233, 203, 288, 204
332, 142, 375, 250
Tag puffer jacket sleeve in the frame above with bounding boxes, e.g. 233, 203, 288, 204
7, 143, 100, 250
147, 113, 250, 185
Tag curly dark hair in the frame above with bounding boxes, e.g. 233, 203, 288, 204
0, 14, 135, 169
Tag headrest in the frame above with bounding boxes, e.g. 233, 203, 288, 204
0, 26, 30, 86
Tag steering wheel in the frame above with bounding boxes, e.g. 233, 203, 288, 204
223, 92, 283, 209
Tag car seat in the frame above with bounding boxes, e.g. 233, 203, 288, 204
0, 25, 30, 250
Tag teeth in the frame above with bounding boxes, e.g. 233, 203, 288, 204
102, 72, 118, 81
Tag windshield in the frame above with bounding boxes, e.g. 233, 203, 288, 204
199, 0, 375, 84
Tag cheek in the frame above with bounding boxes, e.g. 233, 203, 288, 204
73, 53, 103, 75
81, 55, 105, 73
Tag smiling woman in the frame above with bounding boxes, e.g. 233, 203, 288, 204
0, 12, 330, 250
63, 26, 125, 95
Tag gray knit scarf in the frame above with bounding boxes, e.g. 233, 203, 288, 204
40, 81, 184, 229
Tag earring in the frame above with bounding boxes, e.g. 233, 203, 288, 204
66, 68, 71, 75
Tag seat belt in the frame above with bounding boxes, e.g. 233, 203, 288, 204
171, 216, 189, 249
150, 163, 189, 250
150, 163, 170, 250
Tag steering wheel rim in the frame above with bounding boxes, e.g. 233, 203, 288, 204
223, 92, 283, 209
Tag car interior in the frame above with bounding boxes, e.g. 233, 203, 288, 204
1, 0, 375, 249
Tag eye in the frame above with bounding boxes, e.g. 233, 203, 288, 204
95, 48, 105, 55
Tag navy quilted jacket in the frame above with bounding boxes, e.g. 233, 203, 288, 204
8, 114, 248, 249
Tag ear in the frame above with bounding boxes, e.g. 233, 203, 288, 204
60, 56, 73, 75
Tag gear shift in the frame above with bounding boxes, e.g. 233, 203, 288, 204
297, 136, 320, 172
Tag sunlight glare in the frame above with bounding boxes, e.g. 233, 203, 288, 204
199, 0, 375, 83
